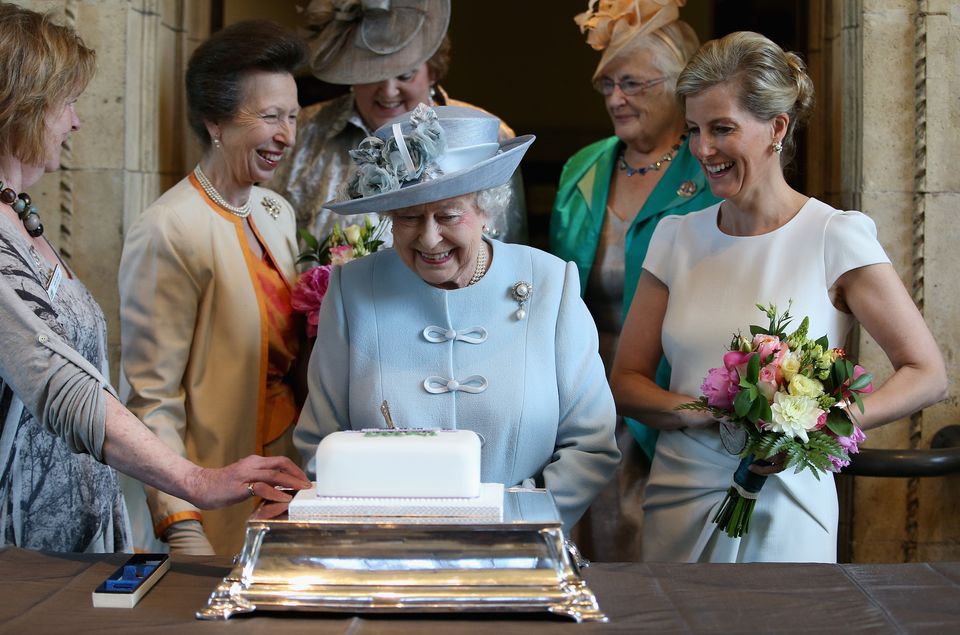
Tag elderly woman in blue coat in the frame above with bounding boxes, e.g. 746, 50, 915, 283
294, 105, 619, 530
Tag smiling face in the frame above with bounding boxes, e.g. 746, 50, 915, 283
600, 49, 682, 151
685, 80, 786, 204
43, 97, 80, 173
390, 193, 486, 289
352, 63, 433, 132
213, 71, 299, 188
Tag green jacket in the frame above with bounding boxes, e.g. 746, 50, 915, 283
550, 136, 720, 459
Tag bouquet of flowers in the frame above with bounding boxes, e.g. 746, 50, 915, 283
291, 216, 388, 337
677, 303, 873, 538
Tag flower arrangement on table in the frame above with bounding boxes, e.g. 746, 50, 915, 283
677, 303, 874, 538
291, 216, 388, 337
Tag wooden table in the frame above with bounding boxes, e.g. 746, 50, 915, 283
1, 547, 957, 633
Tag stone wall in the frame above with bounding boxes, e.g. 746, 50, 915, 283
811, 0, 960, 561
16, 0, 208, 381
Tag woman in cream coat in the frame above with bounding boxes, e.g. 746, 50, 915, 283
120, 22, 308, 556
294, 105, 619, 532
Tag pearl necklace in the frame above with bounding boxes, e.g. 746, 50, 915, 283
617, 133, 687, 177
467, 241, 487, 286
193, 165, 250, 217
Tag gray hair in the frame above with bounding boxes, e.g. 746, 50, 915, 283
601, 20, 701, 98
475, 183, 512, 221
675, 31, 815, 167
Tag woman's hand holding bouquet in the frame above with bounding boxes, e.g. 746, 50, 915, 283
677, 303, 873, 538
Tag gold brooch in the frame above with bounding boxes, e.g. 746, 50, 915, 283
261, 196, 282, 220
677, 180, 697, 198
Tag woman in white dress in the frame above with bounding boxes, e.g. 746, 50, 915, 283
610, 31, 947, 563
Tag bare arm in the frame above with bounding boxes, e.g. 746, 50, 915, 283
101, 393, 310, 508
835, 263, 947, 430
610, 271, 715, 430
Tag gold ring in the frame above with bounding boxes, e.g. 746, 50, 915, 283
246, 482, 256, 498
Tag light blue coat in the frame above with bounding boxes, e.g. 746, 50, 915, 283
294, 241, 620, 530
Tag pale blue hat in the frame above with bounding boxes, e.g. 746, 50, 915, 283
325, 104, 534, 214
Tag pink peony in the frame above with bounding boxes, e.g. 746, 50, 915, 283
291, 264, 332, 338
329, 245, 353, 266
701, 366, 739, 409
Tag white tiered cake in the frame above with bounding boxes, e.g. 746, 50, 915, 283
288, 429, 504, 521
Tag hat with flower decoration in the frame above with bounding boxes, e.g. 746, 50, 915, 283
325, 104, 534, 214
302, 0, 450, 84
575, 0, 686, 80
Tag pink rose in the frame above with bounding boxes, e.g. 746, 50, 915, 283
815, 411, 828, 430
291, 264, 332, 338
723, 350, 753, 379
329, 245, 353, 266
757, 364, 779, 401
752, 334, 784, 364
701, 367, 739, 409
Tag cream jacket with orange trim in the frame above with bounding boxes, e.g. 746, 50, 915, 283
118, 174, 299, 556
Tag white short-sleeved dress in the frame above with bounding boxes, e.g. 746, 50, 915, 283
640, 198, 889, 563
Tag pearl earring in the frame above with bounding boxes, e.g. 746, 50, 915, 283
773, 140, 783, 154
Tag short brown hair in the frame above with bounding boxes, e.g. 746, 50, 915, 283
0, 3, 96, 166
186, 20, 307, 146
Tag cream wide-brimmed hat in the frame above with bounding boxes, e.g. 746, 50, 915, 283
575, 0, 686, 80
325, 104, 534, 214
302, 0, 450, 85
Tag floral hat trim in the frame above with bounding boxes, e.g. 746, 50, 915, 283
338, 103, 447, 200
575, 0, 686, 79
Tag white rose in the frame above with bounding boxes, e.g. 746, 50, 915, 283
788, 374, 824, 398
343, 224, 362, 244
768, 392, 824, 443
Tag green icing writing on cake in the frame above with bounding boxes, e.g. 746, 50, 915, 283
362, 430, 439, 438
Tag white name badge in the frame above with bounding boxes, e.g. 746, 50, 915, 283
46, 264, 63, 301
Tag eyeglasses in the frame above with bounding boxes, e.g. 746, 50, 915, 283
593, 76, 668, 96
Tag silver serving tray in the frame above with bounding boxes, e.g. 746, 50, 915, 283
196, 488, 607, 623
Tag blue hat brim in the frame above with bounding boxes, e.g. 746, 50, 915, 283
323, 134, 535, 215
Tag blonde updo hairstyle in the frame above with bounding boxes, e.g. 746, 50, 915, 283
675, 31, 815, 167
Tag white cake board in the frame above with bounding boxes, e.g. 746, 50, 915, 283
288, 482, 504, 522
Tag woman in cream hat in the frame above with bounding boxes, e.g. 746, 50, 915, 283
550, 0, 719, 560
294, 104, 619, 533
267, 0, 527, 247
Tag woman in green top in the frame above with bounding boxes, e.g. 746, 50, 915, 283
550, 0, 719, 560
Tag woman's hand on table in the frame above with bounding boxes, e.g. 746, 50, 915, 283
188, 455, 311, 509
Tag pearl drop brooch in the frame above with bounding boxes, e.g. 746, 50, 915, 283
511, 281, 533, 320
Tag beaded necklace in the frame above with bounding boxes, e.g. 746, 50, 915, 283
0, 180, 43, 237
617, 133, 688, 177
193, 165, 251, 218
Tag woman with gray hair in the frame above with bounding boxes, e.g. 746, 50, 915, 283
550, 0, 719, 560
611, 31, 946, 562
294, 105, 619, 532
